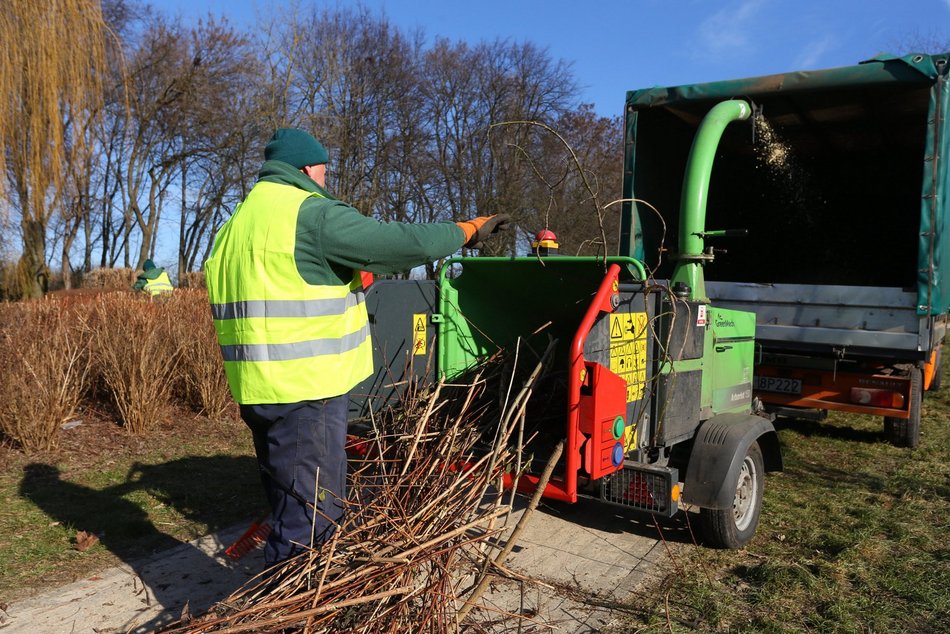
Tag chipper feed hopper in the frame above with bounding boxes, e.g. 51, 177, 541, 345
352, 100, 782, 548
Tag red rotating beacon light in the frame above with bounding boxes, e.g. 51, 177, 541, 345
531, 229, 560, 256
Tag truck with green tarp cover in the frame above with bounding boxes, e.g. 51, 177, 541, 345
622, 52, 950, 447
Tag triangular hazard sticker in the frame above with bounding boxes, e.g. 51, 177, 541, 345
610, 317, 623, 339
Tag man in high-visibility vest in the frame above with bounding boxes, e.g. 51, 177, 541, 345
205, 128, 508, 566
133, 259, 174, 297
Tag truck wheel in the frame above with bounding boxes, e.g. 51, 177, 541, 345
884, 368, 921, 448
699, 441, 764, 549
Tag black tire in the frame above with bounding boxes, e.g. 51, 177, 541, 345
884, 367, 921, 448
699, 441, 764, 549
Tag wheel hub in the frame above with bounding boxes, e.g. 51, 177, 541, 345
732, 455, 758, 531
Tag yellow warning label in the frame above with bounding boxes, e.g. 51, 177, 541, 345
609, 312, 648, 402
624, 422, 638, 452
412, 314, 427, 356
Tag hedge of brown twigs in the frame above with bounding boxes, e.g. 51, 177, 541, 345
0, 288, 231, 450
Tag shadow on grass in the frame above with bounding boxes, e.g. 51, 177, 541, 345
789, 452, 950, 505
773, 416, 884, 444
772, 416, 950, 502
18, 455, 261, 632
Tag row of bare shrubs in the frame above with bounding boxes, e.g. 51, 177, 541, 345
1, 263, 205, 300
179, 271, 206, 288
81, 267, 205, 290
0, 289, 232, 451
82, 266, 139, 289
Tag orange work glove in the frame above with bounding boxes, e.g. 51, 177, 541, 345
456, 214, 512, 249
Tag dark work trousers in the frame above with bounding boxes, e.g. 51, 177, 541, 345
240, 393, 349, 566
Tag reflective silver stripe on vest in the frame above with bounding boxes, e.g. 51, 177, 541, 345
211, 291, 364, 321
219, 323, 371, 362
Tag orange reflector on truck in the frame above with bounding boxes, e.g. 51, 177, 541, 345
849, 387, 904, 409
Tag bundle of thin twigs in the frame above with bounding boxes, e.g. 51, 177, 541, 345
163, 345, 559, 634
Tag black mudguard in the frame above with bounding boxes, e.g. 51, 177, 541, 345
681, 413, 783, 510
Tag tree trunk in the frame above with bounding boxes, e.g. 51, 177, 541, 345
61, 205, 83, 290
83, 209, 93, 273
178, 167, 187, 276
19, 218, 48, 299
61, 256, 73, 290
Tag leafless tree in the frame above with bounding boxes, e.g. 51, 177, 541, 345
0, 0, 115, 297
511, 105, 624, 257
286, 7, 428, 218
7, 4, 625, 285
173, 18, 263, 274
889, 31, 950, 55
419, 38, 579, 261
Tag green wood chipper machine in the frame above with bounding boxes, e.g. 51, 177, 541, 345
350, 100, 783, 548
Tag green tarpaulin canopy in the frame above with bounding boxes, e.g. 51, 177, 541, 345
621, 53, 949, 315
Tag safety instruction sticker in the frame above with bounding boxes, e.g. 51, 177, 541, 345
412, 313, 427, 356
609, 312, 648, 402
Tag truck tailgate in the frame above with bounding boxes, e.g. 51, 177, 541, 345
706, 281, 932, 354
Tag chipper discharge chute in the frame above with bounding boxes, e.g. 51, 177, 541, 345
351, 100, 782, 548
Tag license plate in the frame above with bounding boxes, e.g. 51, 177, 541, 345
754, 376, 802, 395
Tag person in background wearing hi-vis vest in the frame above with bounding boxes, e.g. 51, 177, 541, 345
133, 259, 174, 297
204, 128, 509, 567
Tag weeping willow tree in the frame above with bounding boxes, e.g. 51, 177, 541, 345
0, 0, 113, 298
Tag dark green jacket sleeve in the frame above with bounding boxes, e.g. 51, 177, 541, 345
318, 202, 465, 275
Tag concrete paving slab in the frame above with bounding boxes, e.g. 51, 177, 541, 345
474, 497, 683, 632
2, 498, 686, 633
0, 525, 263, 634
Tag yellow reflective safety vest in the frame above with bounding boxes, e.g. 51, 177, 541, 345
204, 181, 373, 404
143, 271, 174, 297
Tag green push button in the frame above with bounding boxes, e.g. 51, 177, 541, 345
612, 416, 625, 440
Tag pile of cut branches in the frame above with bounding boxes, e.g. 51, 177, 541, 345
163, 346, 559, 633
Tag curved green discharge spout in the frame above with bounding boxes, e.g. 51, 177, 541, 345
672, 99, 751, 301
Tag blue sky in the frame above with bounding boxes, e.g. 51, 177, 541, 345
139, 0, 948, 269
150, 0, 950, 116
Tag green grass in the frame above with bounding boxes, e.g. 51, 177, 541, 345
615, 386, 950, 633
3, 383, 948, 633
0, 412, 262, 602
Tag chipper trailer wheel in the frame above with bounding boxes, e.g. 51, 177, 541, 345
884, 367, 922, 448
699, 441, 764, 549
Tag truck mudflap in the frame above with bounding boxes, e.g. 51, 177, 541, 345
924, 347, 941, 391
682, 413, 783, 510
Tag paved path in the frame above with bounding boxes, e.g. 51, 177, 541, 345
475, 497, 686, 632
0, 525, 263, 634
1, 499, 686, 633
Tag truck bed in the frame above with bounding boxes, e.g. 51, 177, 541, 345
706, 281, 936, 358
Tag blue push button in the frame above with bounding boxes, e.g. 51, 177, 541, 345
611, 442, 624, 467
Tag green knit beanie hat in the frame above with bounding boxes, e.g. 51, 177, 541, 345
264, 128, 329, 168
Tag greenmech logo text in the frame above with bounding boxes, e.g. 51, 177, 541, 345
715, 316, 736, 329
